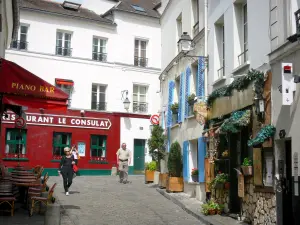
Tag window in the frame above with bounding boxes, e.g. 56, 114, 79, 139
192, 0, 200, 36
90, 135, 107, 158
263, 148, 274, 187
56, 31, 72, 56
134, 39, 148, 67
91, 84, 107, 111
133, 85, 148, 113
5, 129, 27, 156
238, 4, 248, 65
10, 25, 28, 50
92, 37, 107, 62
52, 132, 71, 157
55, 79, 73, 107
131, 5, 145, 12
216, 24, 225, 79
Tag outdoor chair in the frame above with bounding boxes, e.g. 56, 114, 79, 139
0, 182, 16, 216
29, 183, 57, 217
29, 172, 49, 193
35, 167, 44, 180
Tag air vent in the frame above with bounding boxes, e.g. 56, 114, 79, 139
62, 1, 81, 11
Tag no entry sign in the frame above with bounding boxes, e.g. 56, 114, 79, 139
150, 114, 159, 125
15, 117, 26, 128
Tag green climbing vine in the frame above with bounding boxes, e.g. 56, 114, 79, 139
207, 69, 265, 108
247, 125, 276, 147
220, 110, 251, 133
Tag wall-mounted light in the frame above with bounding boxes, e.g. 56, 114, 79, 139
80, 110, 85, 117
254, 97, 265, 114
177, 32, 193, 52
121, 90, 131, 111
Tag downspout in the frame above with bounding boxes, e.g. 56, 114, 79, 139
204, 0, 208, 98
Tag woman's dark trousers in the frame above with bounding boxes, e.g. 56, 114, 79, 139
62, 167, 73, 192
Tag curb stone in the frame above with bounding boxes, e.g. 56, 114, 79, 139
156, 188, 248, 225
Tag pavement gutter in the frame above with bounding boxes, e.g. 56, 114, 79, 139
156, 188, 248, 225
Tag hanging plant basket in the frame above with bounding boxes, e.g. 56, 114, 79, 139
241, 166, 252, 176
214, 182, 224, 189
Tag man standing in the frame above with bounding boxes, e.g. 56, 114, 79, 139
116, 143, 131, 184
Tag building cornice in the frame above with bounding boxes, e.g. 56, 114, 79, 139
20, 7, 117, 27
6, 49, 161, 74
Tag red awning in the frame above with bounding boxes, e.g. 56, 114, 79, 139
0, 58, 69, 111
55, 78, 74, 86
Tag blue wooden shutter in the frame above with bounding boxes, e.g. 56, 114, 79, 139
178, 72, 184, 123
167, 127, 171, 152
198, 137, 206, 182
183, 141, 190, 182
185, 67, 191, 118
196, 57, 205, 99
167, 81, 175, 127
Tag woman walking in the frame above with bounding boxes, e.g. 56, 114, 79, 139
58, 147, 75, 196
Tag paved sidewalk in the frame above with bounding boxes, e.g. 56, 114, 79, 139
155, 187, 249, 225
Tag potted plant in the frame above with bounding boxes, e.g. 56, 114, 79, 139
209, 172, 229, 190
191, 168, 199, 182
166, 141, 183, 192
171, 103, 179, 114
187, 93, 196, 105
201, 199, 224, 216
145, 161, 156, 183
147, 125, 167, 186
241, 157, 252, 176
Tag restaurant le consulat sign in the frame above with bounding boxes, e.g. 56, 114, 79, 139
2, 112, 112, 130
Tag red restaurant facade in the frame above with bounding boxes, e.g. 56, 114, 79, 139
1, 108, 149, 175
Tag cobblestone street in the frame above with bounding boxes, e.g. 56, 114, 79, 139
50, 176, 203, 225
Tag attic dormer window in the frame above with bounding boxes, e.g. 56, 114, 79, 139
131, 5, 146, 12
62, 1, 81, 11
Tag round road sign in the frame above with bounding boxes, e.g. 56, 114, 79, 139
15, 117, 26, 129
150, 114, 159, 125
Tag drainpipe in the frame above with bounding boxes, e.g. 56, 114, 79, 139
204, 0, 208, 98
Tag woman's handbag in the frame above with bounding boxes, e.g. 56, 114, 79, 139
73, 164, 79, 173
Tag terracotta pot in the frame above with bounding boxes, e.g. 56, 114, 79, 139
166, 176, 184, 192
224, 182, 230, 190
159, 173, 168, 188
241, 166, 252, 176
145, 170, 155, 183
208, 209, 216, 215
191, 175, 199, 182
217, 210, 222, 215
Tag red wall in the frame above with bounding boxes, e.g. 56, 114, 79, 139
1, 109, 121, 169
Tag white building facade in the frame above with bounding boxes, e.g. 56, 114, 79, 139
158, 0, 207, 202
5, 0, 161, 172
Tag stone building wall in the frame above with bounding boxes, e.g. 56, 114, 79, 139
211, 177, 276, 225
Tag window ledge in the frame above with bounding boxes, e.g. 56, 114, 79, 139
254, 186, 275, 193
186, 181, 202, 185
51, 160, 61, 162
187, 115, 195, 120
213, 77, 226, 86
2, 158, 29, 161
232, 61, 250, 75
89, 160, 109, 164
171, 123, 180, 129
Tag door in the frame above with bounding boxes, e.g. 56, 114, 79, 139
133, 139, 146, 171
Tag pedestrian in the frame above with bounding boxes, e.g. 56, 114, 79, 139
58, 147, 75, 196
71, 145, 80, 178
116, 143, 131, 184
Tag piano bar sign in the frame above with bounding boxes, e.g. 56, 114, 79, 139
2, 112, 112, 130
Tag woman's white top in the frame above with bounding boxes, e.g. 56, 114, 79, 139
72, 151, 78, 159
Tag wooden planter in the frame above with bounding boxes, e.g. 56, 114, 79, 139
159, 173, 168, 188
166, 176, 184, 192
241, 166, 252, 176
145, 170, 155, 183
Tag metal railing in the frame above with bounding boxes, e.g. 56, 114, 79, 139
10, 40, 28, 50
238, 49, 248, 65
193, 21, 199, 37
91, 102, 107, 111
217, 66, 224, 79
92, 52, 107, 62
134, 56, 148, 67
56, 46, 72, 57
133, 102, 148, 113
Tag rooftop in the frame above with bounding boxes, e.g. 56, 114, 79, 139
20, 0, 116, 25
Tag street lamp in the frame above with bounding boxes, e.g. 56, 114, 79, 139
121, 90, 131, 111
177, 32, 193, 52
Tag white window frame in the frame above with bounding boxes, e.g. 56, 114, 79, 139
92, 37, 107, 61
243, 3, 248, 62
91, 84, 107, 110
133, 84, 148, 112
56, 30, 72, 56
18, 24, 29, 42
134, 39, 147, 58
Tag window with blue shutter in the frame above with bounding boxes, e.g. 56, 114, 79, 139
167, 81, 175, 127
184, 67, 191, 118
196, 56, 205, 99
198, 137, 206, 182
183, 141, 190, 182
178, 72, 184, 123
167, 127, 171, 152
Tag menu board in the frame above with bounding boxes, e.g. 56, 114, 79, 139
77, 142, 86, 157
